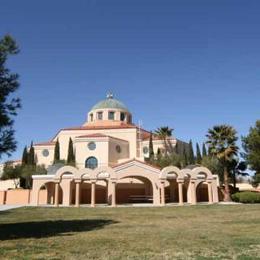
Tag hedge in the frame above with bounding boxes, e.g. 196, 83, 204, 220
232, 192, 260, 203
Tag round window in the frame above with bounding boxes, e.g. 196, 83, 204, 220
116, 145, 121, 153
88, 142, 96, 150
143, 146, 149, 154
42, 149, 49, 157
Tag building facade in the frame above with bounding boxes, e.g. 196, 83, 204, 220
31, 94, 219, 206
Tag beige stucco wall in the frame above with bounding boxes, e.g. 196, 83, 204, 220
0, 179, 20, 191
74, 137, 109, 168
34, 145, 55, 166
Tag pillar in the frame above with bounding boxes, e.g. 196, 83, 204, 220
178, 182, 184, 205
208, 181, 213, 204
111, 181, 116, 207
54, 182, 59, 207
161, 182, 165, 206
91, 181, 96, 207
75, 182, 81, 207
191, 181, 197, 205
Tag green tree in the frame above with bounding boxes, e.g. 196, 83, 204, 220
67, 137, 75, 166
0, 35, 21, 158
54, 139, 60, 164
228, 159, 248, 189
1, 162, 21, 188
206, 125, 238, 201
196, 143, 202, 163
202, 143, 207, 157
21, 146, 28, 165
188, 140, 195, 164
242, 120, 260, 186
155, 126, 173, 155
149, 133, 154, 160
28, 141, 35, 165
201, 156, 223, 178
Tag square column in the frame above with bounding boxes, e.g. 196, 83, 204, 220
111, 181, 117, 207
178, 181, 184, 205
160, 182, 165, 206
91, 181, 96, 207
208, 181, 213, 204
75, 181, 81, 207
54, 182, 59, 207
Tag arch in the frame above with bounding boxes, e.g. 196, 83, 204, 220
55, 165, 78, 180
160, 166, 184, 180
93, 166, 116, 180
180, 168, 197, 180
116, 175, 154, 204
75, 168, 94, 180
191, 166, 213, 180
37, 181, 63, 205
85, 156, 98, 169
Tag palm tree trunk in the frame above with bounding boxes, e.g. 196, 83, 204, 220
223, 166, 231, 202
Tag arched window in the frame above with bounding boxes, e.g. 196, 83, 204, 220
85, 157, 98, 169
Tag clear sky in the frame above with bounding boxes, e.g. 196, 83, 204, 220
1, 0, 260, 161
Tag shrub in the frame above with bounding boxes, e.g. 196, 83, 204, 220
232, 192, 260, 203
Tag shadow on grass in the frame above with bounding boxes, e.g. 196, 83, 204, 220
0, 219, 118, 240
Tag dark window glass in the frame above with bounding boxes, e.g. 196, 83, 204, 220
90, 114, 93, 121
85, 157, 98, 169
108, 111, 115, 120
120, 112, 125, 121
97, 112, 103, 120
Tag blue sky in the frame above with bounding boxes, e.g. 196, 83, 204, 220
1, 0, 260, 161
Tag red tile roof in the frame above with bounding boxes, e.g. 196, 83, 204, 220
76, 133, 128, 143
34, 141, 55, 146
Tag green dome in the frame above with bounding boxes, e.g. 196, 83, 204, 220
91, 94, 129, 112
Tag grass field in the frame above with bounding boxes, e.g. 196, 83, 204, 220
0, 205, 260, 259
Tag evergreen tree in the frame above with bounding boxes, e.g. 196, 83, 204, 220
196, 143, 202, 163
183, 146, 188, 167
22, 146, 28, 165
54, 138, 60, 164
0, 35, 21, 158
149, 133, 154, 160
67, 137, 75, 166
188, 140, 195, 164
202, 143, 207, 157
28, 141, 35, 165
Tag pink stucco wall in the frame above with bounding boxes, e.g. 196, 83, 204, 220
4, 189, 31, 205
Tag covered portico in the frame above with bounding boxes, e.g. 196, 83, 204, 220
31, 160, 219, 207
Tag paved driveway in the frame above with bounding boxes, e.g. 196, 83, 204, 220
0, 205, 24, 211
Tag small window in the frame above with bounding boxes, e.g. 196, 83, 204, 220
97, 112, 103, 120
143, 147, 149, 154
42, 149, 49, 157
108, 111, 115, 120
90, 113, 93, 121
85, 157, 98, 169
120, 112, 125, 121
116, 145, 121, 153
88, 142, 96, 150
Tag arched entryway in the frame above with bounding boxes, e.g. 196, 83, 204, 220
37, 181, 63, 205
196, 182, 209, 202
116, 176, 153, 204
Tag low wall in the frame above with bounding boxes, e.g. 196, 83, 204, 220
0, 189, 31, 205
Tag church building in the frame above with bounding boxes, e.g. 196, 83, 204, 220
31, 94, 219, 207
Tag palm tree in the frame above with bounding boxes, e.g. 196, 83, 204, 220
206, 125, 238, 202
155, 126, 173, 155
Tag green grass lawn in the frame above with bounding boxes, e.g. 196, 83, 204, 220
0, 205, 260, 259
